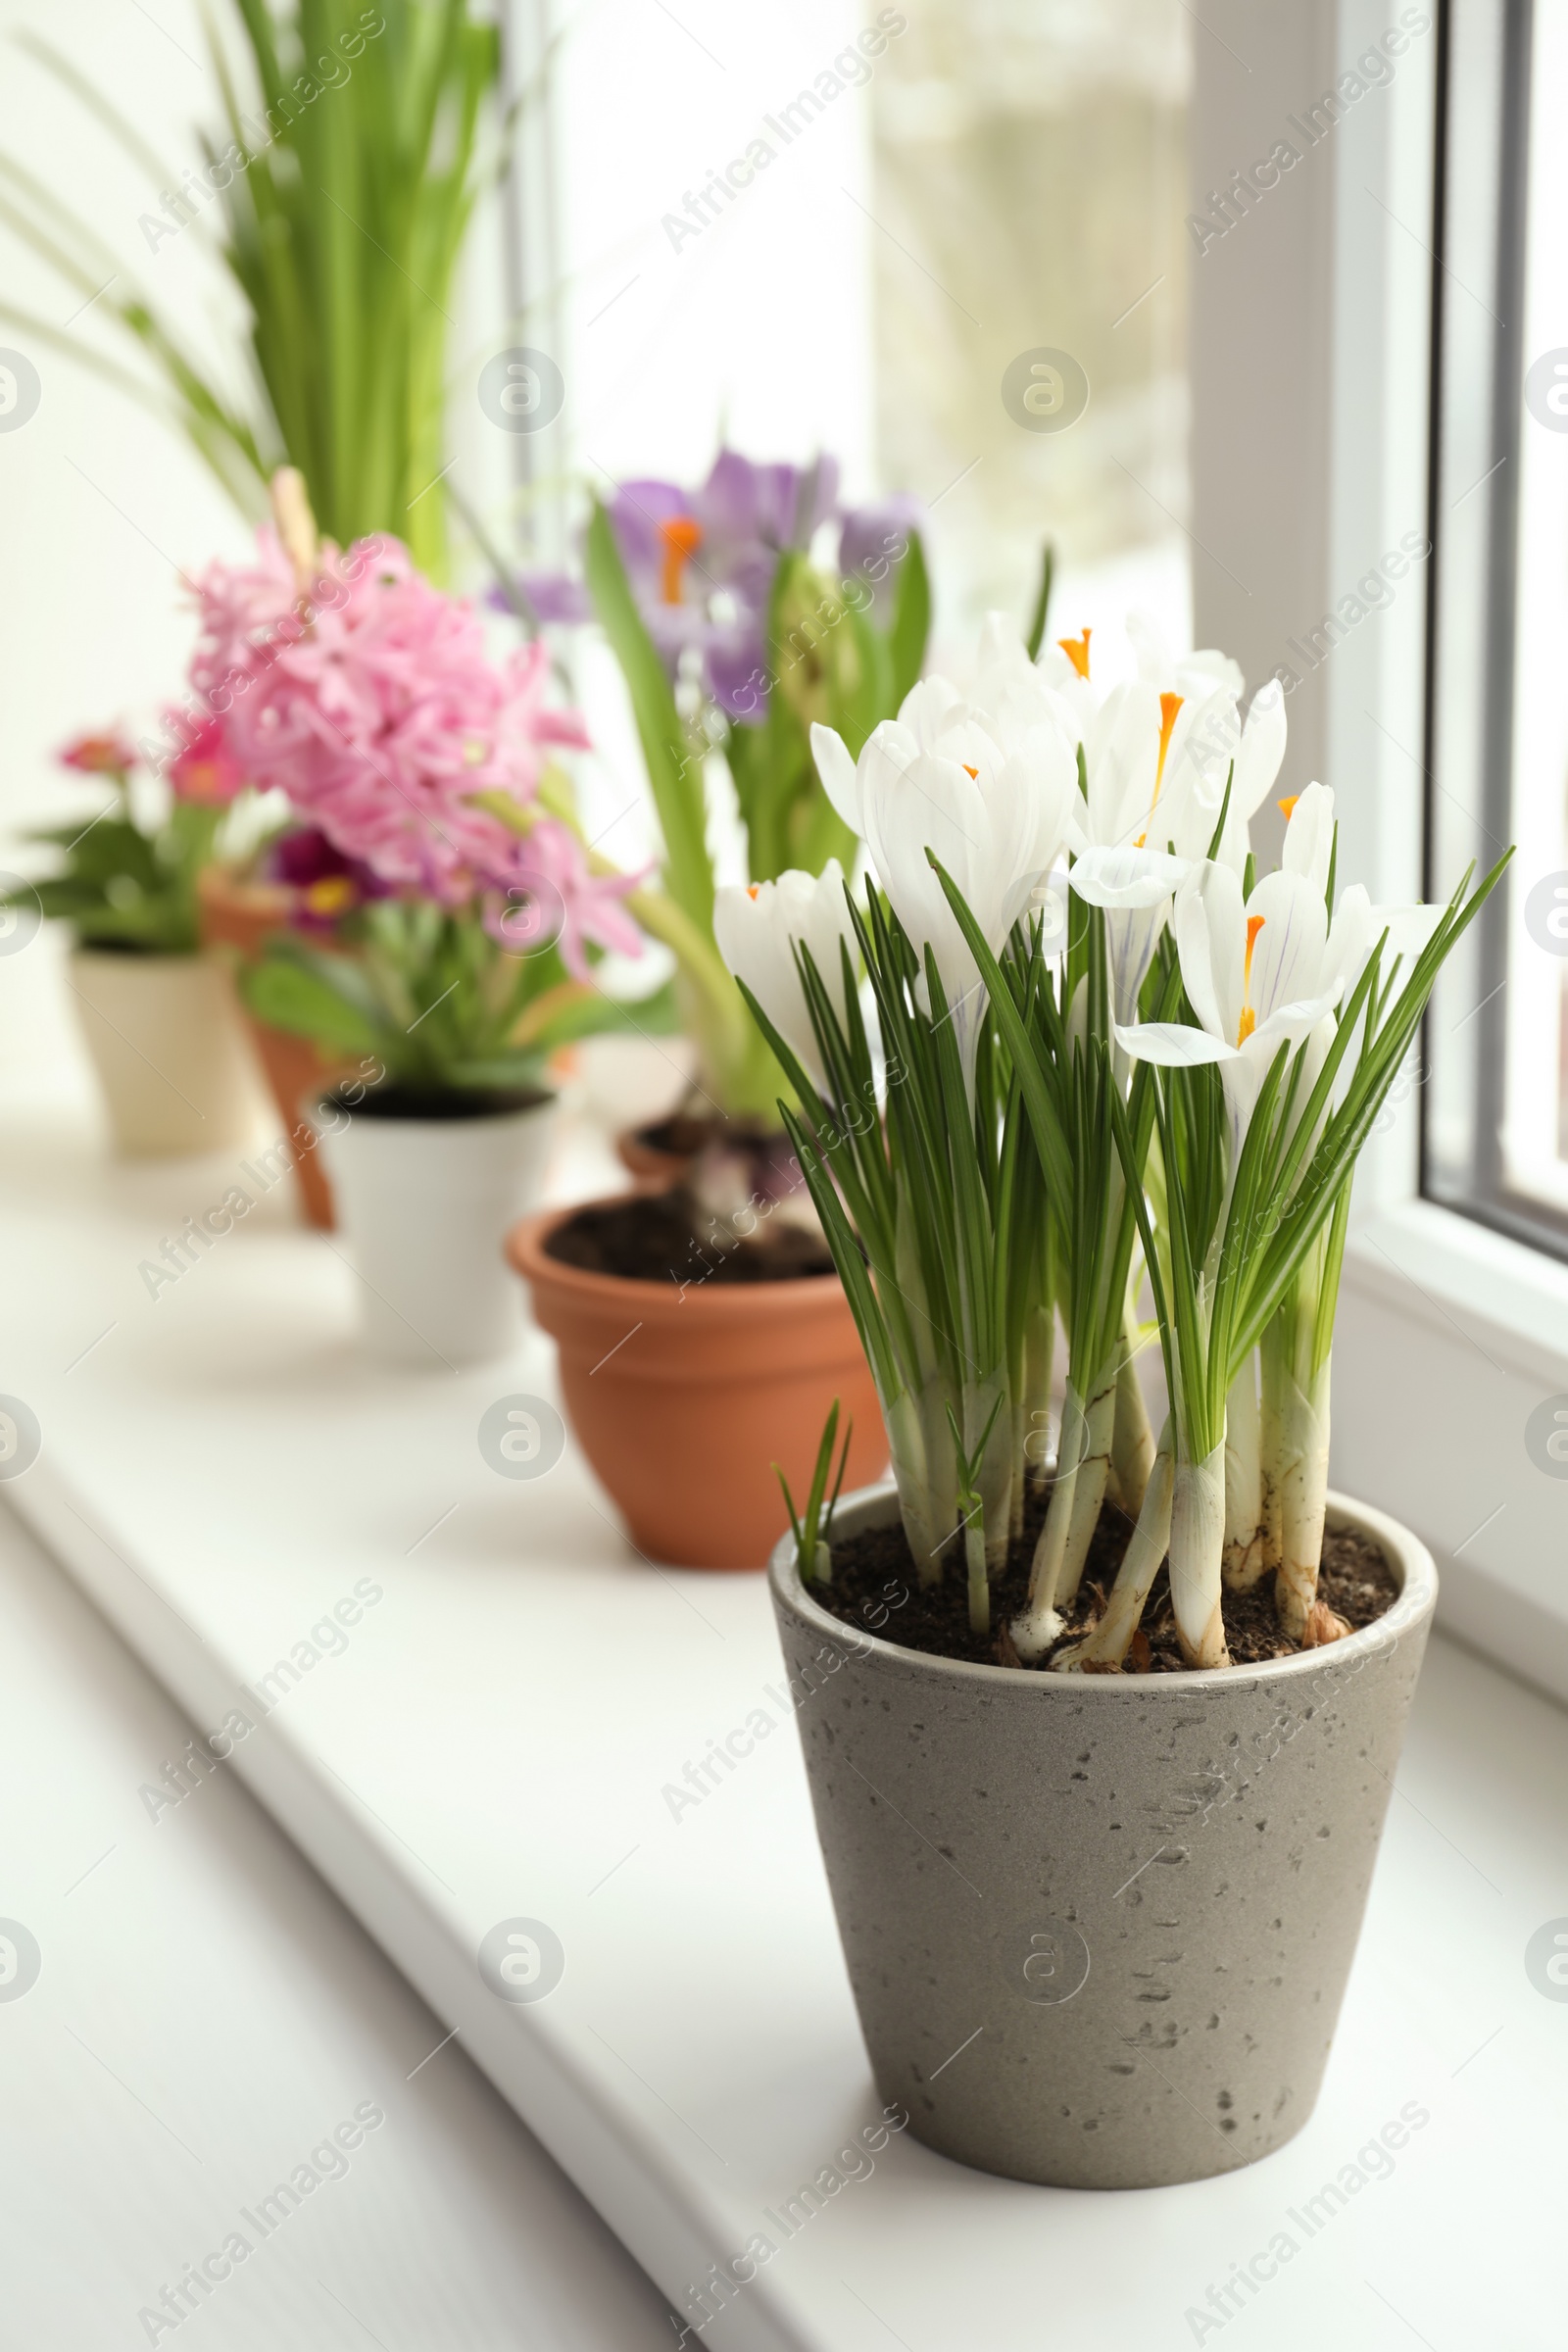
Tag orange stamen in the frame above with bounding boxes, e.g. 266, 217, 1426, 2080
659, 514, 704, 604
746, 883, 760, 900
1238, 913, 1265, 1045
1155, 692, 1183, 789
1057, 628, 1092, 681
1134, 691, 1186, 847
962, 763, 978, 778
1277, 794, 1299, 821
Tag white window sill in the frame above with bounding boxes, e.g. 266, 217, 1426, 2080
1337, 1197, 1568, 1706
3, 1088, 1564, 2348
1346, 1196, 1568, 1385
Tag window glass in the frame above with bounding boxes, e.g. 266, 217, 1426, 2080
1424, 0, 1568, 1250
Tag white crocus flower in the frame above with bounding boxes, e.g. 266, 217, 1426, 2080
1069, 845, 1189, 1029
1121, 783, 1441, 1157
969, 610, 1085, 747
1074, 612, 1286, 878
1279, 778, 1334, 894
810, 624, 1084, 1070
1033, 627, 1098, 739
1109, 789, 1356, 1666
713, 860, 858, 1094
1114, 856, 1351, 1157
1327, 881, 1446, 1051
1063, 624, 1289, 1042
1087, 669, 1286, 872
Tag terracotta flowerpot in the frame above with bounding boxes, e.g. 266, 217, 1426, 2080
508, 1199, 887, 1568
68, 947, 263, 1158
198, 866, 351, 1229
771, 1483, 1437, 2189
614, 1114, 710, 1185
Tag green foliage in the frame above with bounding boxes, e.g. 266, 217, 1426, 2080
239, 896, 664, 1098
888, 529, 932, 706
580, 501, 933, 1122
775, 1398, 853, 1587
738, 880, 1053, 1579
7, 796, 221, 955
583, 502, 710, 936
0, 4, 501, 574
579, 503, 781, 1122
1023, 541, 1055, 662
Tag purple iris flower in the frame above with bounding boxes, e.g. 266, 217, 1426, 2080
505, 449, 914, 722
839, 494, 923, 613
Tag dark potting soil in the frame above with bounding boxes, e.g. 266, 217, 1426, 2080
545, 1187, 838, 1286
325, 1084, 550, 1122
815, 1482, 1398, 1674
631, 1111, 715, 1160
73, 936, 174, 956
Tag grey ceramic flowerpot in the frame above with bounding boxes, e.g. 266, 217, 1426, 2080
769, 1484, 1436, 2190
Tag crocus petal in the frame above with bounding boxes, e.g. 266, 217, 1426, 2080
1245, 868, 1334, 1020
1070, 845, 1188, 908
1281, 780, 1334, 894
1175, 861, 1245, 1048
1370, 901, 1446, 963
1114, 1019, 1241, 1065
1234, 679, 1288, 815
810, 722, 861, 833
714, 858, 857, 1087
895, 673, 965, 743
1249, 990, 1344, 1050
1127, 610, 1177, 684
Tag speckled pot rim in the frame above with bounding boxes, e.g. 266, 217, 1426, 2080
769, 1482, 1437, 1697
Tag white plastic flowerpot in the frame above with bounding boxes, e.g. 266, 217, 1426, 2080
316, 1093, 557, 1367
69, 947, 264, 1158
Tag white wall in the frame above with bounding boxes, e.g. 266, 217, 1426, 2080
548, 0, 874, 503
0, 1, 256, 1074
0, 2, 884, 1062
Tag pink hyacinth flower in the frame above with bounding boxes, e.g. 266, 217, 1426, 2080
183, 527, 640, 973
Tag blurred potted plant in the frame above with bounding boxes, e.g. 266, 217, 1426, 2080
732, 610, 1507, 2187
197, 813, 371, 1230
4, 727, 262, 1156
518, 448, 932, 1168
503, 449, 956, 1566
0, 0, 499, 577
184, 497, 656, 1367
3, 3, 510, 1193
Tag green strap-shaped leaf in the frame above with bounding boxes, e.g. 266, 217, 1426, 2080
887, 527, 930, 706
583, 500, 712, 934
1024, 540, 1054, 662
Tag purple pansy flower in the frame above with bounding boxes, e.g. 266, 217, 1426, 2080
265, 824, 397, 936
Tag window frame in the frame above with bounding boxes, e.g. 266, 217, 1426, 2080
1193, 0, 1568, 1704
1419, 0, 1552, 1258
